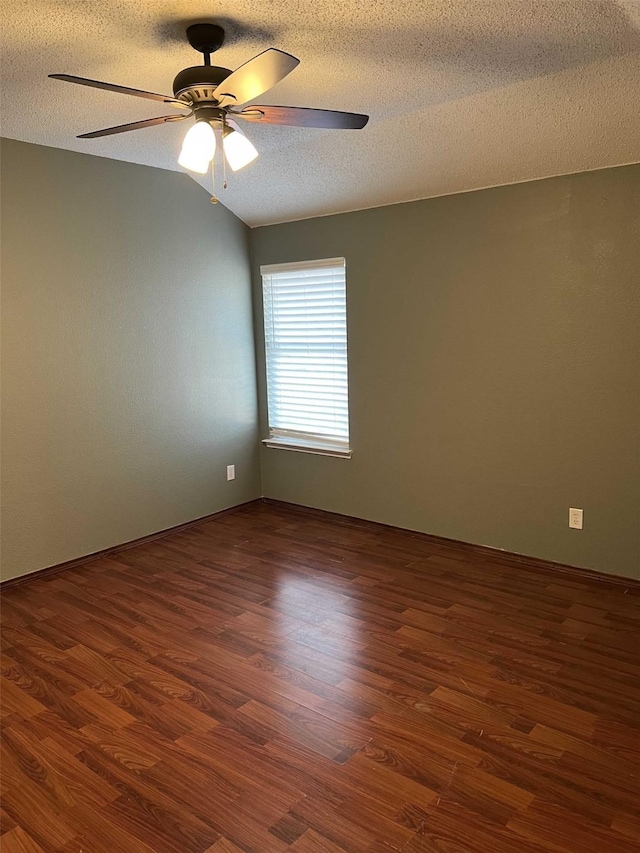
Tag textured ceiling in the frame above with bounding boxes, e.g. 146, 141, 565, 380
2, 1, 640, 226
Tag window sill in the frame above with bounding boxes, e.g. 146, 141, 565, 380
262, 436, 352, 458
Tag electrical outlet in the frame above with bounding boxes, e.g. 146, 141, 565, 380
226, 464, 235, 481
569, 508, 583, 530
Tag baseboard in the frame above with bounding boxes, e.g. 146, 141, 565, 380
262, 498, 640, 589
3, 496, 637, 592
0, 499, 263, 590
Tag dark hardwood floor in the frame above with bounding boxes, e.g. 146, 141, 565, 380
1, 501, 639, 853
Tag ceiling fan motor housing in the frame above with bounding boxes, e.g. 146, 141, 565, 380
174, 23, 232, 105
173, 65, 232, 105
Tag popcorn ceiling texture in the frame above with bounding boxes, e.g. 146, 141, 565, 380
2, 1, 639, 226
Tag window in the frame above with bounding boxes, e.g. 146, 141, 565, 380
261, 257, 351, 457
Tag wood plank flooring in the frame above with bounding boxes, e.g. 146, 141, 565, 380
1, 501, 639, 852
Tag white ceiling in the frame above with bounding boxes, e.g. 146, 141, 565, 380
2, 1, 639, 226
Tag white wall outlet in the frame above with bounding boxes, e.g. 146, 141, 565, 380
569, 508, 583, 530
226, 464, 235, 481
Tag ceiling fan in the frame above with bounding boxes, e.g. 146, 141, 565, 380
50, 23, 369, 176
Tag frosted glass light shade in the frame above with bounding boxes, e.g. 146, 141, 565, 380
178, 121, 216, 174
222, 126, 259, 171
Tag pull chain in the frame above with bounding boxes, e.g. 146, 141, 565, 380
222, 121, 228, 190
223, 142, 228, 190
210, 153, 218, 204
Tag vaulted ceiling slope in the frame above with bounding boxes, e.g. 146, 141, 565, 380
2, 1, 639, 226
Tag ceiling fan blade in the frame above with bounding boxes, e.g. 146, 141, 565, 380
77, 114, 189, 139
49, 74, 190, 109
233, 105, 369, 129
215, 49, 299, 108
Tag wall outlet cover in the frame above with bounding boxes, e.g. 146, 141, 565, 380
569, 508, 583, 530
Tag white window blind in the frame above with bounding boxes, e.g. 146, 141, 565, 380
261, 258, 350, 456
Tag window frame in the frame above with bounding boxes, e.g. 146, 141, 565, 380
260, 257, 352, 458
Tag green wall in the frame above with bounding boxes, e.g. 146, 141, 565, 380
2, 142, 637, 582
250, 165, 640, 578
1, 139, 261, 581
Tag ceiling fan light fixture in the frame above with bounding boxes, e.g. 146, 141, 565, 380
51, 22, 369, 187
178, 120, 216, 174
222, 124, 259, 171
